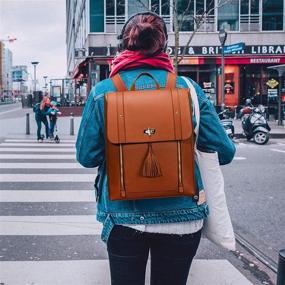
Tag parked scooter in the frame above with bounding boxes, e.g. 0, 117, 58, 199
218, 108, 235, 139
240, 103, 271, 145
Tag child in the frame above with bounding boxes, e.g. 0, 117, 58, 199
47, 101, 61, 138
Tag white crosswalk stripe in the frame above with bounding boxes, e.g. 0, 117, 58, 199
0, 138, 253, 285
0, 163, 84, 168
0, 139, 99, 238
0, 147, 76, 152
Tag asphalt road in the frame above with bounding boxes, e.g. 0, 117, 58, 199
223, 138, 285, 264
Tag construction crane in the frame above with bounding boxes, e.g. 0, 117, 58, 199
0, 36, 17, 43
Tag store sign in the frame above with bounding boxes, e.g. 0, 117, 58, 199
203, 82, 212, 88
268, 89, 278, 98
266, 79, 279, 89
250, 58, 281, 64
89, 45, 285, 57
223, 42, 245, 54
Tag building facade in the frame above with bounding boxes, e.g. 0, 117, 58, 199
12, 65, 28, 97
66, 0, 285, 110
0, 42, 13, 99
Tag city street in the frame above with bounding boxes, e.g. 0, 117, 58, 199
0, 104, 284, 285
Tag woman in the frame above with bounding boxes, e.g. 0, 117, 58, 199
76, 12, 235, 285
33, 95, 50, 141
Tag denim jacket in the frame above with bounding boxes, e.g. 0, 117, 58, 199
76, 68, 236, 243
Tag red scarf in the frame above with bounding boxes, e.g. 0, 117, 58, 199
109, 50, 174, 77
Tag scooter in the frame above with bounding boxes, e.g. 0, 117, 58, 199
240, 104, 271, 145
218, 108, 235, 139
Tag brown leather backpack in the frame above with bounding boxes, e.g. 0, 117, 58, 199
105, 72, 197, 201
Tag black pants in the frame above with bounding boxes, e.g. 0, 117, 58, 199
35, 115, 49, 139
107, 225, 202, 285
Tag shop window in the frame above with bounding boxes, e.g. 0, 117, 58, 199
262, 0, 283, 31
240, 0, 260, 31
90, 0, 104, 32
218, 0, 239, 31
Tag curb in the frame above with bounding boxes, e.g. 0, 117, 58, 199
235, 133, 285, 139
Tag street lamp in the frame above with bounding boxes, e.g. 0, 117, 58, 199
31, 61, 39, 92
43, 76, 48, 93
219, 29, 228, 111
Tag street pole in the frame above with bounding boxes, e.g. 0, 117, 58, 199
221, 46, 225, 111
219, 29, 228, 111
277, 71, 283, 126
43, 76, 48, 93
31, 61, 39, 92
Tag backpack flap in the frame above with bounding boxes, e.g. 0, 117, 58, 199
106, 88, 193, 145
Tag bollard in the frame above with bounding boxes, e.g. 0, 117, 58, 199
26, 113, 30, 135
70, 113, 74, 136
277, 249, 285, 285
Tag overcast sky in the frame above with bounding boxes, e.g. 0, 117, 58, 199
0, 0, 66, 90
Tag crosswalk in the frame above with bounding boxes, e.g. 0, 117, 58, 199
0, 138, 253, 285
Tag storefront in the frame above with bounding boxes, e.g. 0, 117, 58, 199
73, 44, 285, 112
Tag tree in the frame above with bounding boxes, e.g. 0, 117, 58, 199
133, 0, 234, 73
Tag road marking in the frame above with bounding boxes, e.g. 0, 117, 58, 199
4, 139, 76, 143
0, 190, 95, 202
0, 173, 95, 182
270, 148, 285, 154
0, 154, 76, 159
0, 215, 102, 235
234, 157, 247, 160
1, 143, 75, 147
0, 148, 75, 153
0, 260, 253, 285
0, 162, 83, 168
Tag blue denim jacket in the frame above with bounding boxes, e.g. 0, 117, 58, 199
76, 68, 236, 242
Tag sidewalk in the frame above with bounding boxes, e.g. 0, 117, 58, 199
234, 118, 285, 138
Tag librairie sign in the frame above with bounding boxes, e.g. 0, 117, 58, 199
223, 42, 245, 54
89, 45, 285, 56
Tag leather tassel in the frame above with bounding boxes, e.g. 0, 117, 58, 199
142, 143, 162, 177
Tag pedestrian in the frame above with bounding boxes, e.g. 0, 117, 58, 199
47, 101, 61, 139
33, 95, 50, 142
76, 12, 236, 285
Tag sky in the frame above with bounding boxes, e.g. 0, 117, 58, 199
0, 0, 66, 90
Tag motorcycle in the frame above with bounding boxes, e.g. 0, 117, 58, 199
218, 108, 235, 140
240, 104, 271, 145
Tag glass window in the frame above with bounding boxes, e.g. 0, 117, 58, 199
262, 0, 283, 30
90, 0, 104, 32
151, 0, 160, 14
251, 0, 259, 14
218, 0, 239, 31
129, 0, 149, 17
206, 0, 214, 15
177, 0, 194, 31
161, 0, 170, 15
196, 0, 204, 14
240, 0, 249, 14
117, 0, 125, 16
106, 0, 115, 16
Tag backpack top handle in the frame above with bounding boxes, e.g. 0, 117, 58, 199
112, 72, 176, 92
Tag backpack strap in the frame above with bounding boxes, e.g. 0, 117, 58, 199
165, 72, 176, 89
111, 74, 128, 92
